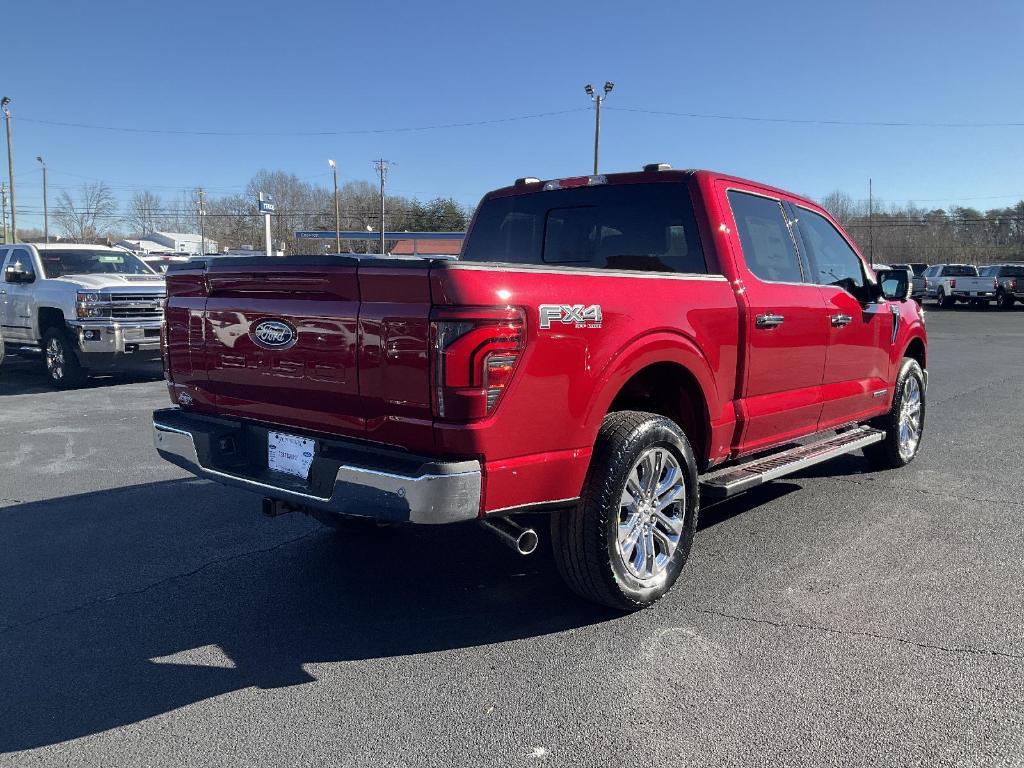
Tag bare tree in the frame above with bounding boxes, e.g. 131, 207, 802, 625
125, 190, 163, 235
53, 182, 118, 242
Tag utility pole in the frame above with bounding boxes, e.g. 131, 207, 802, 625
2, 97, 16, 242
1, 183, 8, 244
868, 178, 874, 263
328, 158, 341, 254
36, 156, 48, 243
584, 81, 614, 174
196, 188, 206, 256
374, 159, 391, 255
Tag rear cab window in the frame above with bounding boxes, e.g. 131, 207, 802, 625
462, 181, 708, 274
942, 265, 978, 277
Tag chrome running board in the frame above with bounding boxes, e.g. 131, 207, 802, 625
700, 426, 885, 500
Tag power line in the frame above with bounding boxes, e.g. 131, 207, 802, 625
17, 108, 590, 137
607, 106, 1024, 129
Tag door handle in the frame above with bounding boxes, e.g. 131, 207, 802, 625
755, 313, 785, 329
830, 313, 853, 327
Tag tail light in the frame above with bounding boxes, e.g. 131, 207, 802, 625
949, 279, 956, 289
430, 307, 525, 420
1012, 279, 1018, 291
994, 277, 999, 290
924, 278, 930, 288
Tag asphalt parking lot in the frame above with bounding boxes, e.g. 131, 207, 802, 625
1, 307, 1022, 768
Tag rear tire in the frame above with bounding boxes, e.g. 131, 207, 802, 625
864, 358, 926, 470
938, 290, 955, 309
551, 411, 699, 611
999, 292, 1015, 310
42, 328, 87, 389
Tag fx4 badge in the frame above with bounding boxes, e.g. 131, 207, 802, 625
539, 304, 603, 329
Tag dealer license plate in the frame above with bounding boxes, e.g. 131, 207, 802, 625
268, 431, 315, 479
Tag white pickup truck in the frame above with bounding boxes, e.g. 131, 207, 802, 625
921, 263, 995, 308
0, 243, 165, 387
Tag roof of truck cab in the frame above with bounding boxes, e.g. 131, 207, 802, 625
485, 168, 822, 209
30, 243, 125, 252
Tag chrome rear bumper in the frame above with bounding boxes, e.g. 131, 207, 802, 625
153, 409, 481, 525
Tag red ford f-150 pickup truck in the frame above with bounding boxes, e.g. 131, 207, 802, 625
153, 165, 927, 610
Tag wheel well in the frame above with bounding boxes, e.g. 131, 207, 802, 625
607, 362, 710, 468
37, 307, 66, 338
905, 337, 926, 369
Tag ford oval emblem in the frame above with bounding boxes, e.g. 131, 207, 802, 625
252, 319, 297, 349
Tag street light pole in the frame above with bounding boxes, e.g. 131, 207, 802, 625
584, 81, 614, 174
0, 183, 7, 244
328, 159, 340, 254
2, 97, 16, 242
36, 156, 48, 243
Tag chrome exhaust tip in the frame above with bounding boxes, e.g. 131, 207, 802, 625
480, 516, 538, 556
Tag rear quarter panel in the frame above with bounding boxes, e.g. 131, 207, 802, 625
431, 263, 739, 512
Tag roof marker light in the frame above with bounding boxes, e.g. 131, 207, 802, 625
643, 162, 672, 172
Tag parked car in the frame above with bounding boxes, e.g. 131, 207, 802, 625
921, 263, 994, 308
888, 262, 928, 299
153, 165, 927, 610
979, 263, 1024, 309
0, 243, 165, 387
140, 254, 191, 273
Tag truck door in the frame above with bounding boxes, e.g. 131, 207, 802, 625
789, 204, 891, 428
723, 187, 829, 454
0, 247, 36, 342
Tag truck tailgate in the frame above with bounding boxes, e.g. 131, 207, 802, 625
164, 257, 435, 450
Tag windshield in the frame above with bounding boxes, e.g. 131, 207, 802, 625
41, 250, 155, 278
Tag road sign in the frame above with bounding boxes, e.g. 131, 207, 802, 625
258, 193, 275, 214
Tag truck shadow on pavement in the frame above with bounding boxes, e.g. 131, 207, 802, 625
0, 475, 798, 753
0, 355, 161, 396
0, 479, 616, 752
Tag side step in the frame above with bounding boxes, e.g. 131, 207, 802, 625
699, 426, 885, 500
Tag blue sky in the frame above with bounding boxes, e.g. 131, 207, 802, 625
5, 0, 1024, 231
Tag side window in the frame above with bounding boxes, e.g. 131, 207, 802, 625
727, 190, 803, 283
795, 207, 865, 291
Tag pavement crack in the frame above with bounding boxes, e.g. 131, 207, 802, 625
931, 373, 1023, 406
0, 529, 319, 635
696, 606, 1024, 662
832, 476, 1011, 507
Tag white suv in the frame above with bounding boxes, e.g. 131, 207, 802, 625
0, 243, 165, 388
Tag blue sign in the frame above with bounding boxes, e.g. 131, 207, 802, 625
258, 195, 275, 214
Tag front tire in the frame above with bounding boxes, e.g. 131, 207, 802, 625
864, 358, 926, 470
42, 328, 87, 389
551, 411, 699, 611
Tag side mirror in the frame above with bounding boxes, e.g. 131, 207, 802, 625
875, 268, 911, 301
4, 263, 33, 284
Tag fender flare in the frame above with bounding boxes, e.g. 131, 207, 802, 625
582, 330, 721, 446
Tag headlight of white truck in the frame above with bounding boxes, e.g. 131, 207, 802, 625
76, 292, 112, 319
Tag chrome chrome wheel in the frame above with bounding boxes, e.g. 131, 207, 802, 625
616, 446, 686, 582
898, 375, 922, 460
46, 337, 66, 382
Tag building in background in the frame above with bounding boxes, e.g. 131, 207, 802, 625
117, 231, 218, 256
